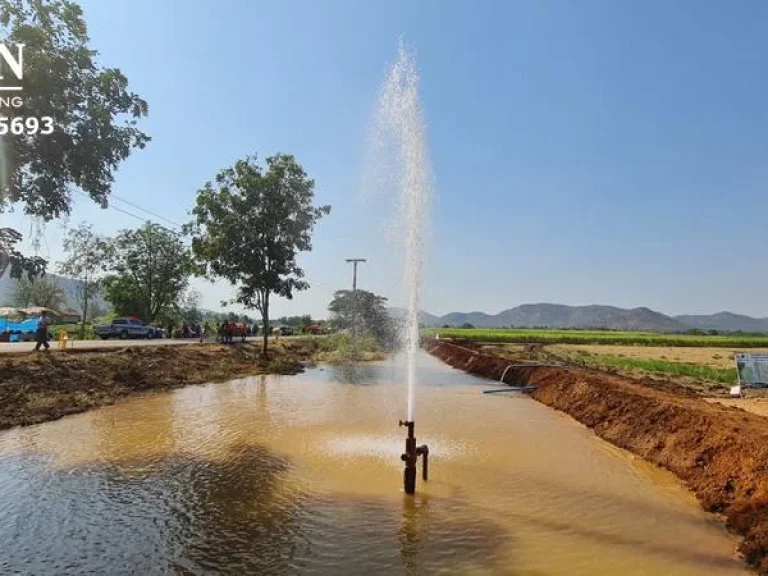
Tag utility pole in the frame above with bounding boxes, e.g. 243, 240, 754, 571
346, 258, 366, 292
346, 258, 366, 355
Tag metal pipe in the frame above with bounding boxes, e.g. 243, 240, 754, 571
417, 444, 429, 481
399, 420, 429, 494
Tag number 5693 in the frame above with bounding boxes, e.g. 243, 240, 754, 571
0, 116, 54, 135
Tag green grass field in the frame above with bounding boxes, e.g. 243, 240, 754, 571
564, 349, 736, 384
425, 328, 768, 348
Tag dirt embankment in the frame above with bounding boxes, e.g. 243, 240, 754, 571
427, 339, 768, 574
0, 340, 318, 431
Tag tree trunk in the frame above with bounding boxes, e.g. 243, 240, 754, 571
261, 294, 269, 357
80, 288, 88, 341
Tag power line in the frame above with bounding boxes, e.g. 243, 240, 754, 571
110, 194, 183, 228
73, 189, 179, 233
303, 276, 339, 290
75, 190, 341, 289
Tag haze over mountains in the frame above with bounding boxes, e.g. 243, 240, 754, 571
0, 273, 82, 309
0, 274, 107, 313
389, 304, 768, 333
3, 271, 767, 334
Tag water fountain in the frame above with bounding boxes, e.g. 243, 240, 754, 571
399, 420, 429, 494
370, 41, 433, 494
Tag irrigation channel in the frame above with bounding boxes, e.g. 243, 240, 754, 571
0, 352, 747, 575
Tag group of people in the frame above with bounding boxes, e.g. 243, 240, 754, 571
179, 321, 256, 343
216, 320, 253, 343
180, 323, 207, 342
32, 314, 261, 351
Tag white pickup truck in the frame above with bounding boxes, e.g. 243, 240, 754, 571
93, 317, 155, 340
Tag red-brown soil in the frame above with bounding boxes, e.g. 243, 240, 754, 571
427, 339, 768, 574
0, 340, 317, 431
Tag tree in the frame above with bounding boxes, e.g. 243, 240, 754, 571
328, 289, 394, 345
188, 154, 330, 355
275, 314, 314, 331
88, 299, 107, 321
11, 275, 67, 310
179, 289, 203, 326
102, 223, 194, 323
0, 0, 149, 279
57, 222, 108, 338
0, 229, 45, 279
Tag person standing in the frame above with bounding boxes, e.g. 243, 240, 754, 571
34, 311, 50, 352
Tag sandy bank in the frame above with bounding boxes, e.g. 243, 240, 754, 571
0, 340, 318, 431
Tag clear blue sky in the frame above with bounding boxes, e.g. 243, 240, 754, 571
8, 0, 768, 318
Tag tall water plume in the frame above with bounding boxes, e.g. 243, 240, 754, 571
367, 42, 432, 421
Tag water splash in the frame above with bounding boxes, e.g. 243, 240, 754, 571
369, 42, 432, 421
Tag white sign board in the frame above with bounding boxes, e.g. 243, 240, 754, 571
735, 353, 768, 388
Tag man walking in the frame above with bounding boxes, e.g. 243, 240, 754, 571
35, 311, 50, 352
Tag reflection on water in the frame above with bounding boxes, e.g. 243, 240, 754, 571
325, 362, 383, 385
0, 353, 747, 575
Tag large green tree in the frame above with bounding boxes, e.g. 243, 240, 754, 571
10, 274, 67, 310
179, 289, 203, 326
0, 0, 149, 278
328, 289, 394, 345
188, 154, 330, 355
102, 223, 194, 323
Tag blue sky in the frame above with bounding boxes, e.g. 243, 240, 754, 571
7, 0, 768, 318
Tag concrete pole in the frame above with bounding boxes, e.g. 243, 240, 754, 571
346, 258, 366, 356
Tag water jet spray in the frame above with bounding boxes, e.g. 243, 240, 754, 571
399, 420, 429, 495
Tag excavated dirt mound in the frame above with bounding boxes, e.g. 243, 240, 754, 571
0, 340, 317, 431
427, 339, 768, 574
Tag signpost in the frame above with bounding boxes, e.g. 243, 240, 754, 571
733, 353, 768, 397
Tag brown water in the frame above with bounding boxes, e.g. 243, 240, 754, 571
0, 353, 747, 575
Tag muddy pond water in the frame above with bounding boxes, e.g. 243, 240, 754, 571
0, 352, 748, 575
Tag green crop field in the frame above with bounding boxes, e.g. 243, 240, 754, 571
564, 349, 736, 384
424, 328, 768, 348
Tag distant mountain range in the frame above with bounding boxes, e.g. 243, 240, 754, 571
388, 304, 768, 333
0, 273, 105, 313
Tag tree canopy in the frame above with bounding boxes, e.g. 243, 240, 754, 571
178, 289, 203, 326
102, 223, 193, 323
328, 289, 394, 345
0, 0, 149, 278
188, 154, 330, 354
57, 222, 107, 337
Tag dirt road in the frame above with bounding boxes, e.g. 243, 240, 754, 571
0, 335, 293, 354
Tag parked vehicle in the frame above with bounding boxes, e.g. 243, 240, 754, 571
94, 317, 154, 340
220, 322, 249, 343
272, 325, 294, 336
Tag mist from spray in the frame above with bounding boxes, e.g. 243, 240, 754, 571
367, 42, 432, 421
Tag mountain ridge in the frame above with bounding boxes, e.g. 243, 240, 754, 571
388, 303, 768, 333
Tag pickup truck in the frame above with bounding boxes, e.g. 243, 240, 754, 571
94, 317, 155, 340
